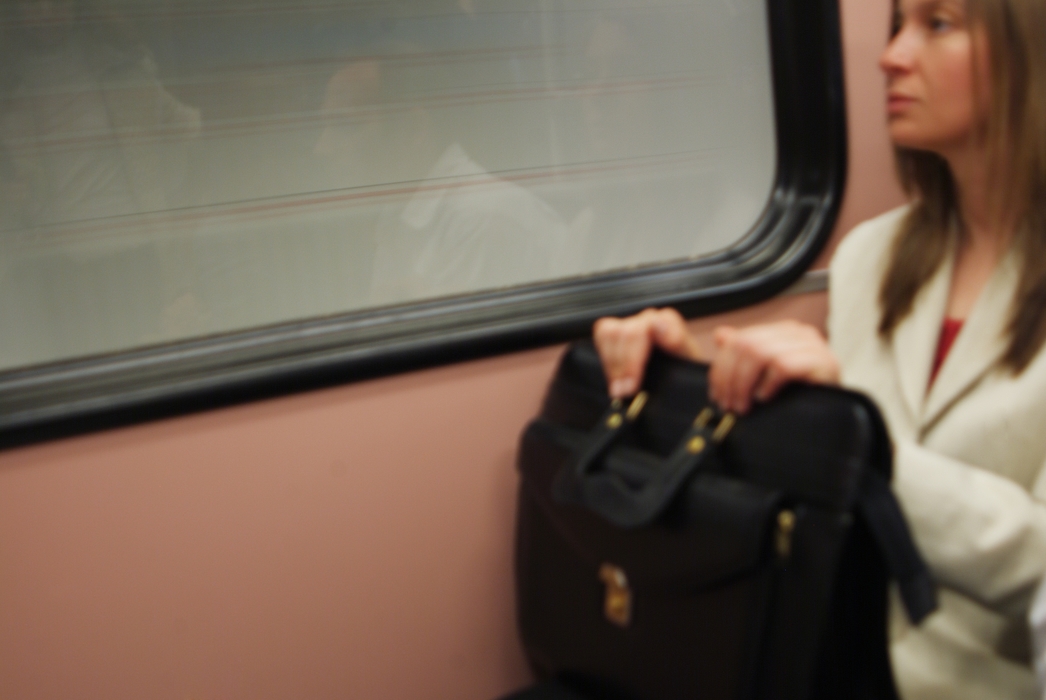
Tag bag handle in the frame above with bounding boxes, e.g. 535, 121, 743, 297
553, 398, 736, 529
573, 392, 651, 479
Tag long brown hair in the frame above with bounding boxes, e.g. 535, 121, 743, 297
878, 0, 1046, 372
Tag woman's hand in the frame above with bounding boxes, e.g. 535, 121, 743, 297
594, 310, 840, 413
593, 308, 703, 398
709, 321, 840, 414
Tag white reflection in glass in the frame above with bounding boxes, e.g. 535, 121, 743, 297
314, 56, 571, 304
0, 0, 777, 371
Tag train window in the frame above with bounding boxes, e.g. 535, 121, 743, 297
0, 0, 844, 442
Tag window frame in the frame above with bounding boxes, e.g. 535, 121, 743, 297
0, 0, 846, 449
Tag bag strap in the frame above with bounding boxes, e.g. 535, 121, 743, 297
553, 400, 736, 529
856, 468, 938, 624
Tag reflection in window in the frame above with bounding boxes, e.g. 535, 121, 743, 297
0, 0, 776, 370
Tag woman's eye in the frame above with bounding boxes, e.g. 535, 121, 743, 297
929, 14, 954, 32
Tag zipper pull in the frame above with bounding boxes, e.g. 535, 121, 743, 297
775, 509, 796, 560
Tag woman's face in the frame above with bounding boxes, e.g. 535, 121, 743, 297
879, 0, 988, 154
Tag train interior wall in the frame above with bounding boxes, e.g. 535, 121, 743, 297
0, 0, 903, 697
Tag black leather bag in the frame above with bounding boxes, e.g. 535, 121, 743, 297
511, 341, 937, 700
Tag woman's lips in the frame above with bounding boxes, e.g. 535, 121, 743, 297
887, 93, 916, 115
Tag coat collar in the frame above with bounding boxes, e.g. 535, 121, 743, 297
891, 241, 1018, 431
891, 246, 953, 424
922, 249, 1017, 429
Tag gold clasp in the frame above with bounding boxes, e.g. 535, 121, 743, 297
607, 391, 649, 429
775, 509, 796, 560
598, 563, 632, 627
625, 391, 649, 421
686, 435, 707, 454
693, 407, 716, 428
712, 413, 736, 442
693, 408, 736, 442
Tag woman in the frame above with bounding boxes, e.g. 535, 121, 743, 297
594, 0, 1046, 697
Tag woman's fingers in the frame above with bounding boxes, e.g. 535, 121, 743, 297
708, 326, 738, 410
650, 308, 703, 360
610, 316, 652, 397
596, 315, 838, 409
597, 315, 839, 410
713, 326, 769, 413
594, 312, 654, 397
753, 360, 790, 403
593, 317, 633, 397
708, 321, 839, 413
726, 349, 765, 414
594, 308, 702, 398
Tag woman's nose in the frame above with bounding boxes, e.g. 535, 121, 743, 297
879, 27, 918, 76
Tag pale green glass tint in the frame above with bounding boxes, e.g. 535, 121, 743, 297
0, 0, 776, 370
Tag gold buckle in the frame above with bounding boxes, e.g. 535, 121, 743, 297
775, 509, 796, 559
693, 407, 716, 428
598, 563, 632, 627
625, 391, 648, 421
693, 408, 736, 442
606, 391, 649, 429
712, 413, 736, 442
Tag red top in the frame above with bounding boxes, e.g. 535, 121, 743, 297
929, 318, 964, 386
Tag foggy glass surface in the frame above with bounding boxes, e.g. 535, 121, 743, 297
0, 0, 776, 371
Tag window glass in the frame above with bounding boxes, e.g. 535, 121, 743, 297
0, 0, 776, 371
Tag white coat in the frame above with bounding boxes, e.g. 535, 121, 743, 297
829, 206, 1046, 699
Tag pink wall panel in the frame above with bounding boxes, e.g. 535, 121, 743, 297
0, 2, 903, 698
1, 348, 558, 700
820, 0, 905, 265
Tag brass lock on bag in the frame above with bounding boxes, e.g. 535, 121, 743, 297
598, 563, 632, 627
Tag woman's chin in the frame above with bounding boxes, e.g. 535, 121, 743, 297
887, 120, 978, 156
888, 126, 942, 154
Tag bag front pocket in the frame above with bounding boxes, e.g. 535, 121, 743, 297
517, 429, 789, 700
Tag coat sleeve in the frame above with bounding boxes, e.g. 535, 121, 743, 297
894, 440, 1046, 618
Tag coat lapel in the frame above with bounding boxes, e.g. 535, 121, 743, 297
891, 250, 953, 423
921, 250, 1017, 430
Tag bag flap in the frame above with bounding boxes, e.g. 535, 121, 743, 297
520, 423, 781, 593
539, 341, 891, 510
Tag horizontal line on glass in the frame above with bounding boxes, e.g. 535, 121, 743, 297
7, 149, 727, 247
1, 2, 699, 26
6, 72, 722, 155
